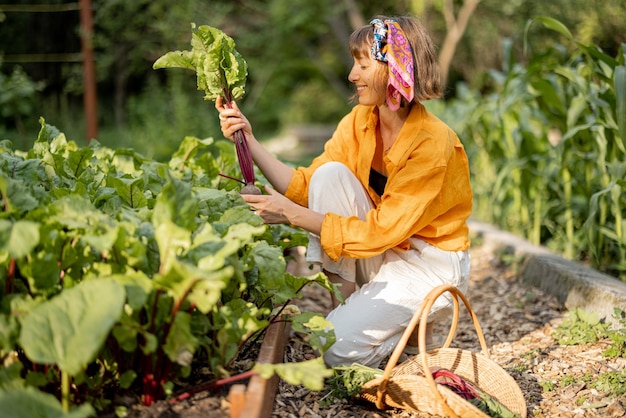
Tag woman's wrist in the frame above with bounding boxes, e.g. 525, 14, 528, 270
288, 204, 324, 235
245, 133, 261, 155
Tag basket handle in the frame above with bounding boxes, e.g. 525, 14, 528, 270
375, 284, 490, 415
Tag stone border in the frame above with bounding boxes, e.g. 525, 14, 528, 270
469, 219, 626, 326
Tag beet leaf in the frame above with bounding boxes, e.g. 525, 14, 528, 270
153, 24, 257, 190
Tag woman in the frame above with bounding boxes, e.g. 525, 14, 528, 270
216, 15, 472, 368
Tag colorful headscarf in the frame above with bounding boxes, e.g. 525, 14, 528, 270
370, 18, 415, 110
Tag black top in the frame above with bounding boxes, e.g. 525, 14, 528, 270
369, 168, 388, 196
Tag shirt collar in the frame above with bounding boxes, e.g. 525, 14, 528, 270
365, 103, 426, 161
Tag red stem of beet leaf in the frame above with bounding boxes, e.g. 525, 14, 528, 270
222, 87, 255, 186
5, 258, 15, 295
168, 370, 258, 404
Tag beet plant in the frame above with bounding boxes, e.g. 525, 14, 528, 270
153, 23, 261, 195
0, 118, 339, 416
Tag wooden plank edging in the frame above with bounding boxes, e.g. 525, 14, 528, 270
230, 319, 291, 418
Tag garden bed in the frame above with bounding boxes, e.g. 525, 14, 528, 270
113, 319, 291, 418
111, 242, 626, 417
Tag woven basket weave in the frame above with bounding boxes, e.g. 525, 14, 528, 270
360, 284, 527, 418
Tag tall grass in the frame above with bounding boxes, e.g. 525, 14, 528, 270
430, 18, 626, 281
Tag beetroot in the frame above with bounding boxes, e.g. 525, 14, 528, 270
240, 183, 262, 195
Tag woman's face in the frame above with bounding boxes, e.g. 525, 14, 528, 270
348, 53, 386, 107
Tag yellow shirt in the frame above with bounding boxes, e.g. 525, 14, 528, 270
284, 103, 472, 262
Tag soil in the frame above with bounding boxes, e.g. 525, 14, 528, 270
111, 243, 626, 418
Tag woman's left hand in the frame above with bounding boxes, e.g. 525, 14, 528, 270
242, 185, 324, 235
241, 185, 294, 224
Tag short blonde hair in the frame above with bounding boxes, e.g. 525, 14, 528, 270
349, 15, 442, 103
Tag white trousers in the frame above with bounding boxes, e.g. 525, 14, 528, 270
306, 162, 470, 368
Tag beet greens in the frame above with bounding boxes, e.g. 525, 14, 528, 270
153, 24, 260, 194
0, 119, 340, 415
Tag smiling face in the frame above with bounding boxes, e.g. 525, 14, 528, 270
348, 16, 443, 105
348, 53, 387, 106
347, 23, 389, 107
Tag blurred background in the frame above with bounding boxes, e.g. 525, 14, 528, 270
2, 0, 626, 279
1, 0, 623, 159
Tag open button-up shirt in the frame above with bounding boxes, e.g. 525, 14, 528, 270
284, 103, 472, 262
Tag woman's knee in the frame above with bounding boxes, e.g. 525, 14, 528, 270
309, 162, 352, 194
308, 162, 371, 217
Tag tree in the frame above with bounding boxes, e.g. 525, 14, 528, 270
92, 0, 231, 127
436, 0, 481, 88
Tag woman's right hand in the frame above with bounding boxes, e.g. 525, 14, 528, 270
216, 95, 294, 195
215, 95, 254, 143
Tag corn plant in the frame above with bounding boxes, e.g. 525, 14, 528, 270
433, 17, 626, 281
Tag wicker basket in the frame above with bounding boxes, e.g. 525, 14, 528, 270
360, 284, 527, 418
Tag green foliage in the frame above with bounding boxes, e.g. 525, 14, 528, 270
0, 118, 339, 415
290, 311, 336, 353
19, 279, 125, 376
433, 17, 626, 280
603, 308, 626, 358
0, 63, 44, 129
0, 387, 95, 418
255, 357, 333, 391
324, 363, 383, 401
540, 369, 626, 400
592, 369, 626, 396
552, 307, 625, 358
153, 24, 248, 102
538, 380, 556, 392
548, 307, 626, 400
470, 392, 522, 418
552, 308, 610, 345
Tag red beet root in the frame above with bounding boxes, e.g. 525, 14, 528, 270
240, 184, 262, 195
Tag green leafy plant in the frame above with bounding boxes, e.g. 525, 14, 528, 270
324, 363, 383, 401
255, 357, 333, 392
552, 308, 611, 345
547, 370, 624, 406
153, 23, 261, 194
592, 369, 626, 396
549, 308, 626, 402
0, 118, 341, 415
153, 24, 247, 103
538, 380, 556, 392
552, 307, 626, 360
603, 308, 626, 358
